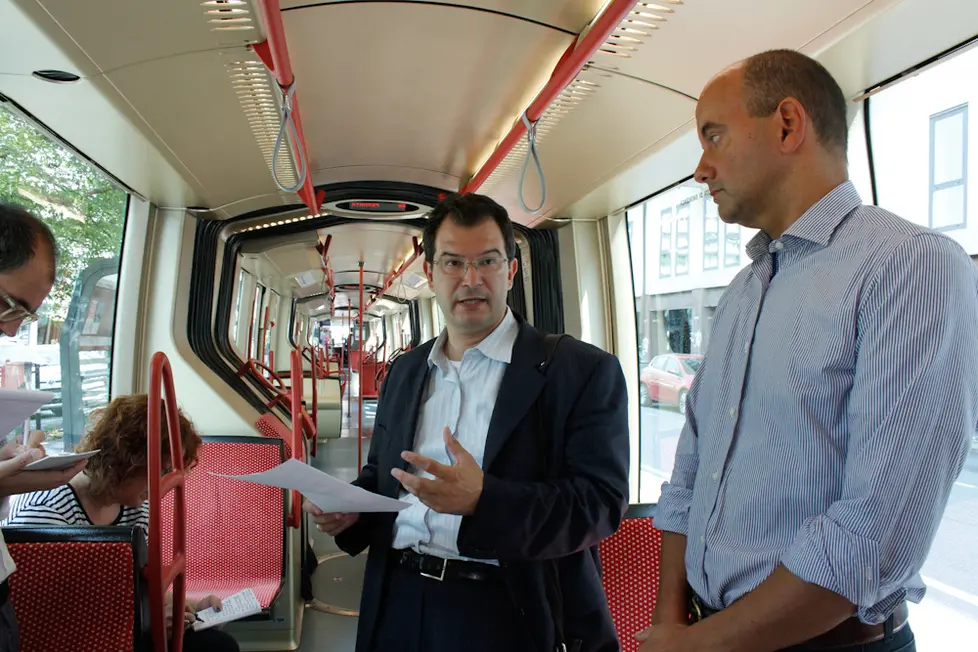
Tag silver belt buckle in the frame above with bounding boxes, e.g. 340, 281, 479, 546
419, 556, 447, 581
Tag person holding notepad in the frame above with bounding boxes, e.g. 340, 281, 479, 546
0, 204, 92, 651
4, 394, 239, 652
305, 194, 629, 652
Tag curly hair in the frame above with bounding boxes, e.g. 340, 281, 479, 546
75, 394, 202, 498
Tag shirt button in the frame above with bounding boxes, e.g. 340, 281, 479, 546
774, 240, 784, 250
729, 408, 737, 417
712, 472, 719, 482
743, 342, 750, 353
700, 535, 706, 544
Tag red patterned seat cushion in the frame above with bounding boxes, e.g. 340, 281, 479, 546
598, 518, 661, 652
255, 414, 292, 458
8, 541, 136, 652
162, 439, 285, 608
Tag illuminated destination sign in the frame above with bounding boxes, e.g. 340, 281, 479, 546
336, 200, 419, 213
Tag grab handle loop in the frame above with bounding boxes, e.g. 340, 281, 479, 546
518, 112, 547, 214
272, 82, 308, 194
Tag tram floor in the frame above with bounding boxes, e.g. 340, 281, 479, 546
293, 403, 374, 651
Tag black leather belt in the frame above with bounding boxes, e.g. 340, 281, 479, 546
689, 592, 908, 649
393, 548, 500, 582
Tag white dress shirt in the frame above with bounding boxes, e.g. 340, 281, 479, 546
391, 308, 519, 563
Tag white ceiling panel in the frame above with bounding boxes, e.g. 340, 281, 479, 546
278, 0, 606, 34
285, 2, 573, 189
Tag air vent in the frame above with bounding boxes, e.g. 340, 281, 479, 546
224, 57, 297, 188
32, 70, 80, 84
201, 0, 255, 32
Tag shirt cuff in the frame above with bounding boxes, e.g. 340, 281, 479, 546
653, 483, 692, 536
780, 514, 882, 616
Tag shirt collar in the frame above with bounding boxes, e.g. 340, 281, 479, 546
746, 180, 862, 260
428, 307, 519, 371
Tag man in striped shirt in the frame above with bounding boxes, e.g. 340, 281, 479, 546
642, 50, 977, 652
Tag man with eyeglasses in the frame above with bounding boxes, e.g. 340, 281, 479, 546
0, 203, 89, 651
305, 192, 629, 652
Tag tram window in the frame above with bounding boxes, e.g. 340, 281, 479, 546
627, 179, 756, 502
0, 104, 127, 451
867, 44, 978, 649
231, 268, 247, 344
249, 284, 264, 358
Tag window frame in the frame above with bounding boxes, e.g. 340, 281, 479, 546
659, 208, 673, 278
724, 221, 742, 268
675, 202, 690, 276
703, 196, 720, 271
928, 103, 968, 231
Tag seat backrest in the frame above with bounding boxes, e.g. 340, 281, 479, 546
255, 413, 293, 457
4, 526, 149, 652
598, 505, 661, 652
161, 436, 286, 607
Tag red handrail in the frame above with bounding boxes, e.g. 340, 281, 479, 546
363, 237, 422, 315
145, 352, 187, 652
460, 0, 639, 195
253, 0, 325, 216
309, 345, 318, 457
288, 349, 306, 528
358, 262, 365, 471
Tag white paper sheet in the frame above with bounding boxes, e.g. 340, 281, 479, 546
211, 458, 409, 513
193, 588, 262, 631
0, 388, 53, 445
24, 449, 100, 471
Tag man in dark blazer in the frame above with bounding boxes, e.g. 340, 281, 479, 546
304, 192, 629, 652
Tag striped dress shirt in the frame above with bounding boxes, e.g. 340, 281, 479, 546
391, 307, 519, 563
656, 180, 978, 624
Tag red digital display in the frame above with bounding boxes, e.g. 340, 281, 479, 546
337, 200, 418, 214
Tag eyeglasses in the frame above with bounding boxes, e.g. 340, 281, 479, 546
434, 256, 508, 278
0, 289, 37, 325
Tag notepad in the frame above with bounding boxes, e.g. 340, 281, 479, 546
212, 458, 409, 513
193, 588, 262, 631
24, 449, 100, 471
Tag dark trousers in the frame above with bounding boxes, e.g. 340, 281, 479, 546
0, 601, 17, 652
369, 563, 536, 652
176, 627, 240, 652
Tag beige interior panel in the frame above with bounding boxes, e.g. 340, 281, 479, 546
285, 2, 573, 188
483, 70, 696, 224
31, 0, 259, 73
595, 0, 898, 97
103, 49, 281, 211
278, 0, 607, 34
1, 0, 200, 206
818, 0, 978, 98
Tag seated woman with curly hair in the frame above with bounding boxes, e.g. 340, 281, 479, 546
4, 394, 239, 652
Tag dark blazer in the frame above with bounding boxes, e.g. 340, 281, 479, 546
336, 314, 630, 652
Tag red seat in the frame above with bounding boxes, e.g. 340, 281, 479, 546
162, 436, 286, 609
598, 506, 661, 652
4, 526, 149, 652
255, 412, 293, 458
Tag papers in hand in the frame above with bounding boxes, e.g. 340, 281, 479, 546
0, 388, 53, 444
193, 588, 262, 631
24, 449, 100, 471
211, 458, 409, 513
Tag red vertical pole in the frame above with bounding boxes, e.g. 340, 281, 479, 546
358, 261, 364, 471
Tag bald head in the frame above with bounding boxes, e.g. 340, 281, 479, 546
694, 50, 851, 237
738, 49, 849, 156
